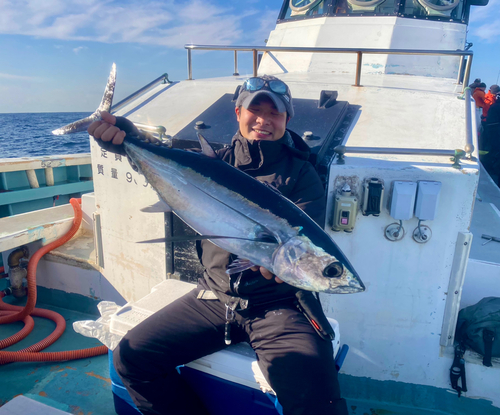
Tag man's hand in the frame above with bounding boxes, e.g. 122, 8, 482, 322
88, 111, 126, 145
251, 266, 283, 284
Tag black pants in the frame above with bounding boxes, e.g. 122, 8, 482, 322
113, 283, 348, 415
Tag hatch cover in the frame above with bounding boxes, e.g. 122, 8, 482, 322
172, 93, 350, 163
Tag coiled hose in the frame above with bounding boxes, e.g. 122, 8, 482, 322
0, 198, 108, 363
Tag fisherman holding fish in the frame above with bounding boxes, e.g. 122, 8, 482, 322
88, 75, 350, 415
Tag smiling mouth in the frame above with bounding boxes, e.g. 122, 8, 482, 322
253, 129, 271, 135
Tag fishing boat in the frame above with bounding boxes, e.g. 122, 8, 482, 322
1, 0, 499, 413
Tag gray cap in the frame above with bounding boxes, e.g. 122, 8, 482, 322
235, 75, 294, 118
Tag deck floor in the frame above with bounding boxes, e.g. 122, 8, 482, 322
2, 292, 499, 414
469, 164, 500, 263
0, 293, 115, 415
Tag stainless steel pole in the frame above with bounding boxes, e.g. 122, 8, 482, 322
464, 88, 474, 155
354, 52, 362, 87
462, 55, 473, 93
233, 50, 239, 76
253, 49, 258, 77
457, 55, 464, 85
187, 49, 193, 80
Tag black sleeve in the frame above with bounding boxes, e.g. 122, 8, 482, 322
288, 162, 326, 228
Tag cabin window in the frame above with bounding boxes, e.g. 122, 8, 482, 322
401, 0, 465, 21
279, 0, 468, 21
283, 0, 328, 19
333, 0, 398, 15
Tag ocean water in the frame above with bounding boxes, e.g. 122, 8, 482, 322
0, 112, 92, 158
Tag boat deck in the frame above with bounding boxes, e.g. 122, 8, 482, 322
2, 284, 499, 414
470, 165, 500, 263
0, 292, 114, 414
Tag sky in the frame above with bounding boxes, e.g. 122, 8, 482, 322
0, 0, 499, 114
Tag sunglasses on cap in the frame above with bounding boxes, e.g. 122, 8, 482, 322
241, 77, 290, 99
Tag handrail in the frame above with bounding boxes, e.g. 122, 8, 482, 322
111, 73, 172, 114
333, 146, 468, 168
184, 44, 473, 91
0, 154, 92, 174
464, 88, 475, 155
335, 146, 456, 156
135, 123, 167, 139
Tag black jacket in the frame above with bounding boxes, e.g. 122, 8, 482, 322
198, 130, 326, 309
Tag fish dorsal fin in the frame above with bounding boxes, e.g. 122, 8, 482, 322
197, 133, 218, 159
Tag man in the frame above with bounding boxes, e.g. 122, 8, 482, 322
482, 92, 500, 184
88, 75, 349, 415
468, 78, 482, 92
484, 85, 499, 118
472, 82, 488, 121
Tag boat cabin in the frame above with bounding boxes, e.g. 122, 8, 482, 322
1, 0, 499, 414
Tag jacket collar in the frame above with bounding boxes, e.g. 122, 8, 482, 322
230, 130, 310, 171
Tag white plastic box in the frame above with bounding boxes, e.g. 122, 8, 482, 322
390, 181, 417, 220
414, 181, 442, 221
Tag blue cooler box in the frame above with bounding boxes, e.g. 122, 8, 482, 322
109, 351, 141, 415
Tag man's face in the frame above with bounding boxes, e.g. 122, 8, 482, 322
235, 96, 288, 142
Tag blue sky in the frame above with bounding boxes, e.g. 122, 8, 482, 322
0, 0, 499, 113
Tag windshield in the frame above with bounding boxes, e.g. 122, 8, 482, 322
279, 0, 468, 22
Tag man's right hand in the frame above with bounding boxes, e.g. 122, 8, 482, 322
251, 266, 284, 284
88, 111, 126, 145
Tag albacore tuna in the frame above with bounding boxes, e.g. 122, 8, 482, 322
53, 64, 365, 294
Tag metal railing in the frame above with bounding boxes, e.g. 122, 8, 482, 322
333, 83, 476, 165
184, 44, 473, 91
135, 123, 167, 139
333, 146, 469, 168
111, 73, 172, 114
463, 87, 475, 155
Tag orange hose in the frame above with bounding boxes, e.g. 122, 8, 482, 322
0, 198, 108, 363
0, 310, 34, 348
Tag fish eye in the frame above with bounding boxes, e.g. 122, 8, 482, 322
323, 262, 344, 278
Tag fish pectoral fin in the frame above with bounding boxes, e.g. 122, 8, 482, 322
137, 234, 279, 244
226, 258, 255, 274
197, 133, 218, 159
140, 200, 172, 213
255, 231, 280, 245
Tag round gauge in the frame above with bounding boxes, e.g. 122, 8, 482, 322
289, 0, 322, 12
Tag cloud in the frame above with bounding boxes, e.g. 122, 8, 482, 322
73, 46, 88, 54
0, 0, 280, 48
0, 72, 41, 81
468, 0, 500, 41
